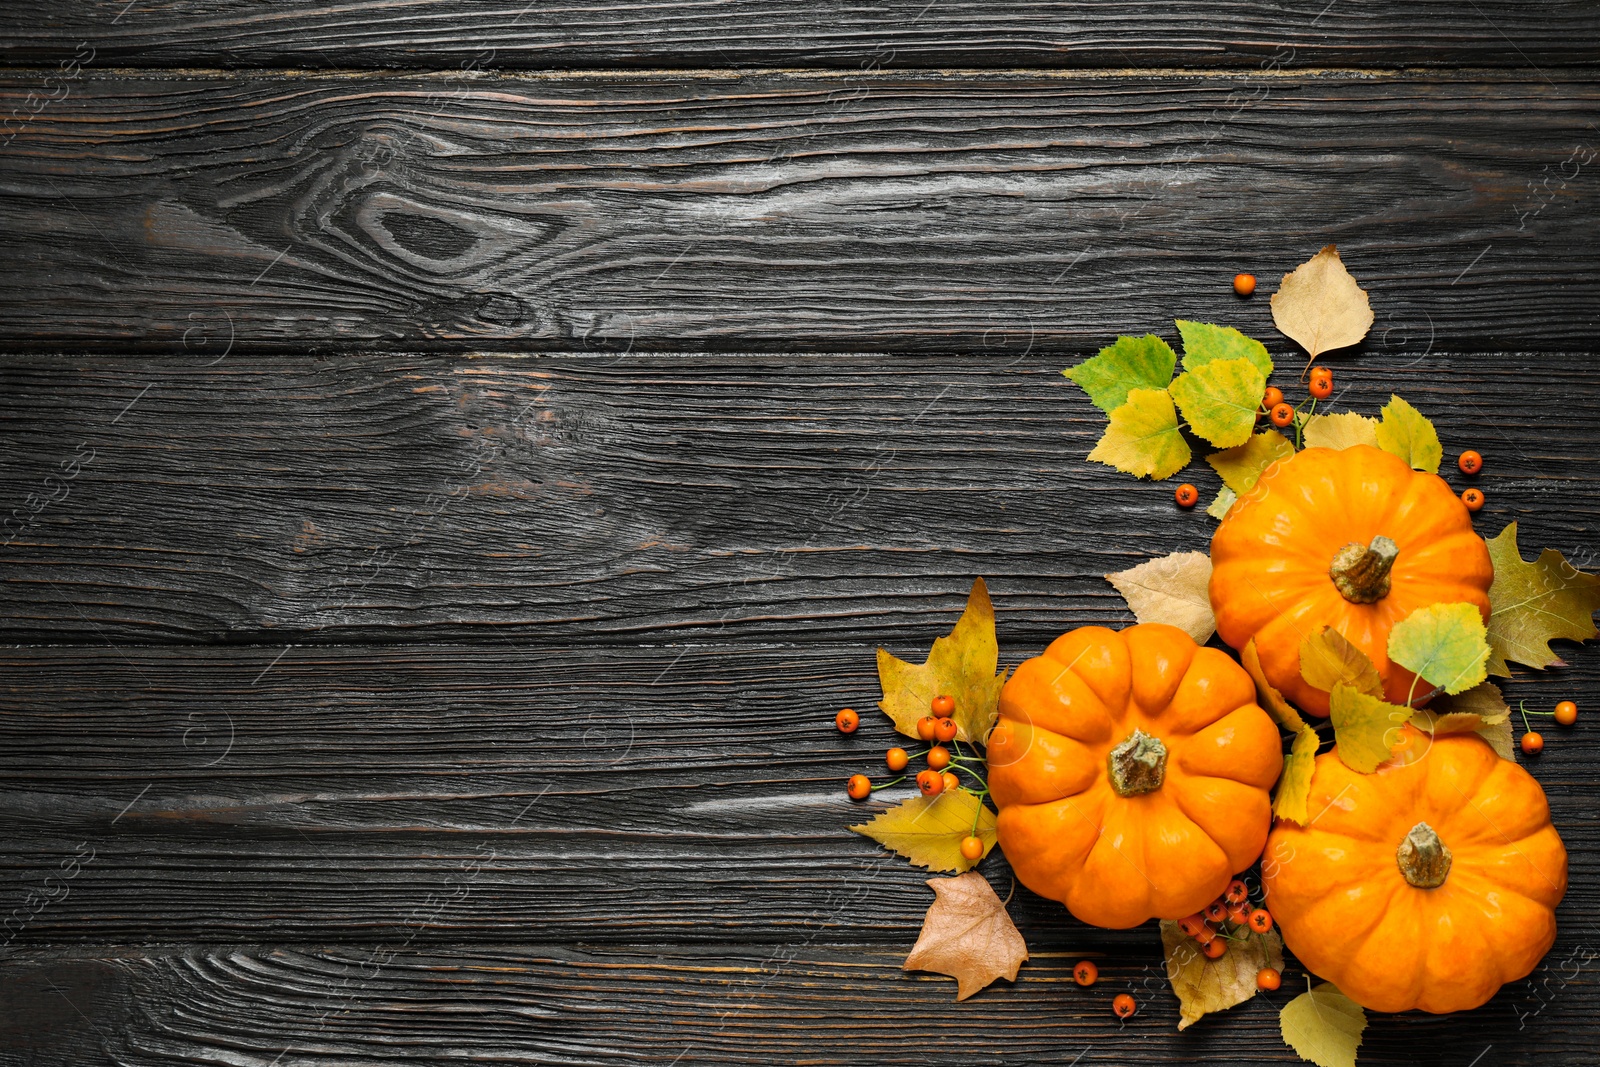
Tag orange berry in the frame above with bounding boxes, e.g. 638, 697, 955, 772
1257, 967, 1282, 991
1462, 487, 1484, 512
1521, 730, 1544, 756
1262, 386, 1284, 411
1174, 483, 1199, 508
960, 835, 984, 862
1202, 937, 1227, 960
933, 717, 959, 743
1555, 700, 1578, 726
1458, 450, 1483, 475
926, 745, 951, 771
1112, 993, 1137, 1019
930, 694, 956, 718
885, 747, 909, 772
1074, 960, 1099, 986
1204, 900, 1228, 924
916, 768, 944, 796
1227, 904, 1250, 926
941, 771, 960, 793
1247, 909, 1273, 934
1192, 926, 1217, 946
846, 774, 872, 801
835, 708, 859, 733
916, 716, 938, 742
1223, 879, 1249, 906
1308, 367, 1333, 399
1233, 273, 1257, 297
1270, 402, 1295, 428
1177, 914, 1207, 938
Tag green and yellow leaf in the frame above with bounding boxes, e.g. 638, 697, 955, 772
1329, 684, 1411, 773
1280, 982, 1367, 1067
1299, 626, 1384, 699
1160, 920, 1285, 1031
1105, 551, 1215, 644
1274, 725, 1321, 825
1484, 522, 1600, 675
877, 578, 1007, 743
1086, 388, 1192, 480
1301, 411, 1379, 451
850, 789, 999, 874
1206, 430, 1293, 497
1176, 319, 1273, 376
1243, 639, 1311, 734
1206, 485, 1238, 521
1064, 334, 1178, 414
1387, 602, 1490, 696
1170, 357, 1268, 449
1373, 395, 1442, 474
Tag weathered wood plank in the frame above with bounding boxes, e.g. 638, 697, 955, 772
0, 354, 1595, 644
0, 643, 1594, 945
0, 942, 1595, 1066
3, 1, 1598, 71
1, 73, 1597, 351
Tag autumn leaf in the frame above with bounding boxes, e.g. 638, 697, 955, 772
876, 578, 1007, 743
1161, 921, 1285, 1030
903, 871, 1028, 1001
1105, 551, 1216, 644
1329, 684, 1410, 773
1206, 485, 1238, 520
1280, 982, 1367, 1067
1301, 411, 1379, 451
1065, 334, 1178, 414
1387, 602, 1490, 696
1409, 682, 1513, 760
1243, 639, 1311, 734
1373, 395, 1442, 474
1086, 388, 1192, 480
850, 789, 998, 874
1206, 430, 1293, 497
1275, 725, 1321, 825
1170, 358, 1267, 448
1176, 319, 1274, 376
1476, 717, 1516, 759
1484, 522, 1600, 675
1299, 626, 1384, 699
1426, 679, 1511, 723
1269, 246, 1374, 364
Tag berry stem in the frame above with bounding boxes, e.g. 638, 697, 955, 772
870, 776, 907, 792
1519, 700, 1534, 732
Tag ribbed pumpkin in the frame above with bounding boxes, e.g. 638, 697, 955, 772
988, 624, 1283, 929
1263, 728, 1566, 1013
1210, 445, 1493, 716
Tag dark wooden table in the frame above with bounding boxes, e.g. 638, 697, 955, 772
2, 4, 1597, 1064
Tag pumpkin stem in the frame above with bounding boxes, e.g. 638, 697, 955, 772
1330, 535, 1399, 604
1396, 821, 1452, 889
1107, 729, 1167, 797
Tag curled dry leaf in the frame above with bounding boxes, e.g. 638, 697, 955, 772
1269, 245, 1374, 364
850, 788, 998, 874
1276, 725, 1321, 825
1161, 920, 1285, 1031
1243, 639, 1310, 734
1407, 682, 1514, 761
903, 871, 1028, 1001
1279, 982, 1367, 1067
1484, 522, 1600, 675
876, 577, 1007, 743
1299, 626, 1384, 700
1105, 551, 1216, 644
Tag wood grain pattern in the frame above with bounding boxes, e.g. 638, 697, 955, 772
1, 354, 1595, 644
1, 73, 1598, 351
2, 1, 1598, 71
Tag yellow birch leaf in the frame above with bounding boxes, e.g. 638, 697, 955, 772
1206, 485, 1238, 521
1064, 334, 1178, 414
1176, 319, 1273, 376
1301, 411, 1379, 451
1280, 982, 1367, 1067
1105, 551, 1216, 644
1170, 358, 1267, 449
876, 578, 1007, 743
1329, 684, 1411, 773
1086, 388, 1192, 480
1206, 430, 1293, 496
1269, 245, 1374, 361
1243, 639, 1311, 734
1299, 626, 1384, 699
850, 789, 998, 874
1374, 395, 1442, 474
1387, 602, 1490, 696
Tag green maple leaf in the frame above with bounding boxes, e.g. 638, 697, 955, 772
1206, 429, 1293, 496
1086, 388, 1192, 480
1329, 684, 1410, 773
1176, 319, 1273, 376
849, 789, 998, 874
1161, 919, 1285, 1030
1274, 726, 1321, 825
1299, 626, 1384, 699
1387, 602, 1490, 696
1063, 334, 1177, 413
876, 577, 1007, 743
1280, 983, 1367, 1067
1373, 395, 1442, 474
1170, 357, 1267, 448
1484, 522, 1600, 675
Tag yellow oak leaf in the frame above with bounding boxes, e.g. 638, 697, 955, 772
1299, 626, 1384, 699
1161, 920, 1285, 1030
1484, 522, 1600, 675
850, 788, 998, 874
903, 871, 1028, 1001
1274, 725, 1321, 825
1206, 429, 1293, 496
876, 578, 1007, 743
1105, 551, 1215, 644
1086, 387, 1191, 480
1269, 245, 1374, 362
1373, 395, 1442, 474
1300, 411, 1379, 451
1280, 982, 1367, 1067
1329, 684, 1411, 773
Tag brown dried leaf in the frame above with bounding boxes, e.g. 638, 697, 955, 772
1161, 921, 1285, 1030
1105, 551, 1216, 644
903, 872, 1028, 1001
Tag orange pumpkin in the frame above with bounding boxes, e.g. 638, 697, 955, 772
1210, 445, 1493, 716
1263, 728, 1566, 1013
988, 623, 1283, 929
